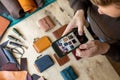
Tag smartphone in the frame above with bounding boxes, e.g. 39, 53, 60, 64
52, 28, 88, 58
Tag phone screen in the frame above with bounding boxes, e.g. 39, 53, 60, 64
52, 28, 88, 57
55, 32, 81, 55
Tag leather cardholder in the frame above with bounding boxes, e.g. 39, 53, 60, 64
0, 16, 10, 39
38, 16, 55, 32
60, 66, 78, 80
33, 36, 51, 53
35, 55, 54, 72
72, 50, 81, 60
52, 24, 67, 39
53, 54, 70, 66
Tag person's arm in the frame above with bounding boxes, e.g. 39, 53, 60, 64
105, 42, 120, 62
69, 0, 92, 17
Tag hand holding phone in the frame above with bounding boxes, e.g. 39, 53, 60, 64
52, 28, 88, 58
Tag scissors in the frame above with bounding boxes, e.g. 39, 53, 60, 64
4, 46, 25, 59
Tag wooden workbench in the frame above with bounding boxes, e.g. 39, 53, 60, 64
1, 0, 120, 80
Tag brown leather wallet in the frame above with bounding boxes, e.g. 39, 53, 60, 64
53, 54, 70, 66
52, 24, 67, 39
33, 36, 51, 53
38, 16, 55, 32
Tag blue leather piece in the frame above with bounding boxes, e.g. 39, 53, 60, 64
60, 66, 78, 80
35, 55, 54, 72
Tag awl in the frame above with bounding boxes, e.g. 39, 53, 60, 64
12, 28, 26, 40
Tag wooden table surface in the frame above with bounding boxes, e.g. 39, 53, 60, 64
1, 0, 120, 80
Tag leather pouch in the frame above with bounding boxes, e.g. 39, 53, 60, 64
52, 24, 67, 39
0, 16, 10, 39
60, 66, 78, 80
38, 16, 55, 32
53, 54, 70, 66
35, 55, 54, 72
33, 36, 51, 53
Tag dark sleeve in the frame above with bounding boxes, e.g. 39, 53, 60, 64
69, 0, 92, 16
105, 42, 120, 62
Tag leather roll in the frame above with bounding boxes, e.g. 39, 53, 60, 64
1, 0, 25, 19
18, 0, 37, 13
34, 0, 44, 8
0, 2, 10, 15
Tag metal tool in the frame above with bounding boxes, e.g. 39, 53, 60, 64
9, 41, 28, 49
12, 28, 26, 40
8, 35, 22, 43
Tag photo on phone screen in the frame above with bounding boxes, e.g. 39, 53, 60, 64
52, 28, 88, 58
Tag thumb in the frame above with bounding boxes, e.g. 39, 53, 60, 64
79, 44, 88, 49
77, 23, 84, 36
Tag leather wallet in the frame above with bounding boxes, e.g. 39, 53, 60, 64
33, 36, 51, 53
35, 55, 54, 72
72, 50, 81, 60
52, 24, 67, 39
60, 66, 78, 80
53, 54, 70, 66
0, 16, 10, 39
38, 16, 55, 32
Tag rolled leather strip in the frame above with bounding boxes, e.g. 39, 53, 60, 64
34, 0, 44, 8
18, 0, 37, 13
0, 2, 10, 15
1, 0, 25, 19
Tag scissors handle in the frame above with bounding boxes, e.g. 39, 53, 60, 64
9, 41, 28, 49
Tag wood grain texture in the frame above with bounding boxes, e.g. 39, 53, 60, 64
0, 0, 120, 80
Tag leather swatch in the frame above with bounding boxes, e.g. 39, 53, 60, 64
0, 2, 10, 15
38, 16, 55, 32
0, 48, 9, 68
1, 0, 25, 19
18, 0, 37, 13
1, 62, 19, 71
52, 24, 67, 39
0, 16, 10, 39
34, 0, 44, 8
0, 71, 27, 80
53, 54, 70, 66
33, 36, 51, 53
